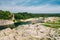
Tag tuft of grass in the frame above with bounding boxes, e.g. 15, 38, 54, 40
42, 23, 60, 28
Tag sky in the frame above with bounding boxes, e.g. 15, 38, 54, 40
0, 0, 60, 13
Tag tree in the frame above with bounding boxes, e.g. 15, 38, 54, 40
0, 10, 12, 19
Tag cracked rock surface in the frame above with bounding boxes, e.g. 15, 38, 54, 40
0, 23, 60, 40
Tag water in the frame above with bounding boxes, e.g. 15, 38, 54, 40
0, 26, 8, 30
14, 21, 31, 27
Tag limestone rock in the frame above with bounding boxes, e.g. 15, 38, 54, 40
0, 23, 60, 40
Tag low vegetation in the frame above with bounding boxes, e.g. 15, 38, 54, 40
42, 23, 60, 28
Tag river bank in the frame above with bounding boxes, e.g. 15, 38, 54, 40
0, 17, 60, 30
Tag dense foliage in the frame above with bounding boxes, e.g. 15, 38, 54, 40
0, 10, 12, 19
14, 12, 41, 20
0, 10, 60, 20
14, 12, 60, 20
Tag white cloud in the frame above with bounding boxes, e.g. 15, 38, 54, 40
0, 5, 60, 13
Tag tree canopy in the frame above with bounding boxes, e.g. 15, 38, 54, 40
0, 10, 60, 20
0, 10, 12, 19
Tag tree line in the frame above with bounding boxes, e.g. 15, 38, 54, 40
0, 10, 60, 20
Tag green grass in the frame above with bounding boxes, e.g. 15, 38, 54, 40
42, 23, 60, 28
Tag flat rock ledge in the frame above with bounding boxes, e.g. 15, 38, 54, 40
0, 20, 14, 26
0, 23, 60, 40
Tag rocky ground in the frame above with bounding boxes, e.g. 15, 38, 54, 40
0, 20, 14, 26
0, 23, 60, 40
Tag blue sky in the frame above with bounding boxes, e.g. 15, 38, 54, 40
0, 0, 60, 13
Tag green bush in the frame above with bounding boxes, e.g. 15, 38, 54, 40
0, 10, 12, 19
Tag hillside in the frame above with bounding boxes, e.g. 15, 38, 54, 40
0, 23, 60, 40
